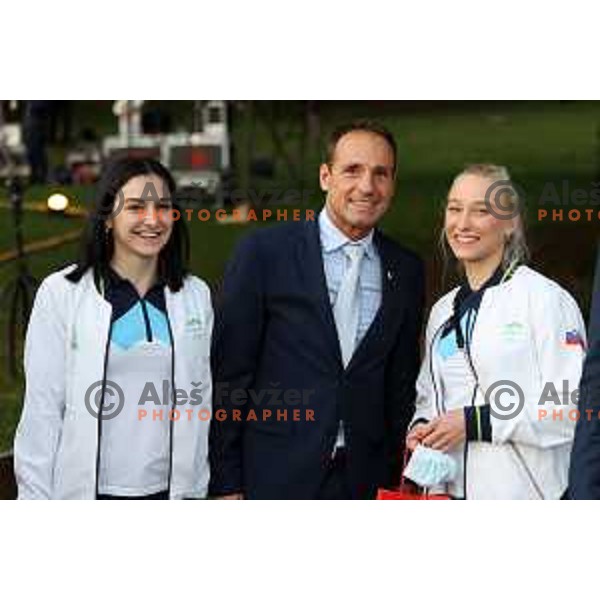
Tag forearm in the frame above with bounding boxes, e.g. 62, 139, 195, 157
14, 400, 63, 499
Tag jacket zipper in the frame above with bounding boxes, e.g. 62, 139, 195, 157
94, 287, 175, 499
140, 298, 153, 342
428, 322, 446, 416
429, 306, 478, 499
165, 311, 176, 498
94, 318, 114, 498
461, 308, 479, 500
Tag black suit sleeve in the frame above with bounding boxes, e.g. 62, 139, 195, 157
568, 339, 600, 498
209, 234, 265, 496
570, 244, 600, 499
383, 257, 425, 487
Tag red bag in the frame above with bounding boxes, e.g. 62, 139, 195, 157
376, 449, 452, 500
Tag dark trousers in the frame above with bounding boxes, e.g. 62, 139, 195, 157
317, 449, 352, 500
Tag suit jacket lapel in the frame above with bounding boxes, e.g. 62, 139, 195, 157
297, 220, 343, 364
347, 229, 409, 370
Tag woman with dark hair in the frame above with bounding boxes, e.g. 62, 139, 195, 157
14, 157, 213, 499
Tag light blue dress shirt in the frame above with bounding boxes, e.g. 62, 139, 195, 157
318, 208, 382, 353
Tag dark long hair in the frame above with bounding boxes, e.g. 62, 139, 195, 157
66, 157, 190, 291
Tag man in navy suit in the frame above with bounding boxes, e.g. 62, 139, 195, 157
209, 120, 425, 499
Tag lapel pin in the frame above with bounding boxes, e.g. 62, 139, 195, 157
387, 270, 393, 281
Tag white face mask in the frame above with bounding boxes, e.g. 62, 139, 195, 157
403, 445, 457, 488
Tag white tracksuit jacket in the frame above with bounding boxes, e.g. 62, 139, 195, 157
414, 266, 586, 499
14, 266, 213, 499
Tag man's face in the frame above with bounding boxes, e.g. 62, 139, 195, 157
320, 130, 395, 240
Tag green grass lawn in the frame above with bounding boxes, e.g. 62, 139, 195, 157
0, 100, 599, 452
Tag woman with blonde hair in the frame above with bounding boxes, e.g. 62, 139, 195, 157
406, 165, 586, 499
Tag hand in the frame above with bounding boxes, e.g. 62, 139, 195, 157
406, 421, 434, 451
216, 493, 244, 500
421, 409, 465, 452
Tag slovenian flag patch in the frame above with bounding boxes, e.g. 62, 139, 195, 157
564, 329, 585, 350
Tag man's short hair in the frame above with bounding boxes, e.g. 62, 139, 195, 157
324, 119, 397, 172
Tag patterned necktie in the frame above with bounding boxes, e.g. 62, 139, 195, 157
332, 243, 365, 451
333, 243, 366, 367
